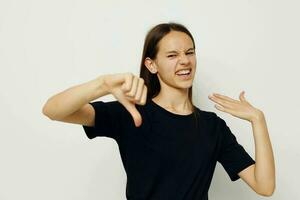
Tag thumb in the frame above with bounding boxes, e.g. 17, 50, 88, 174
239, 90, 247, 102
122, 100, 143, 127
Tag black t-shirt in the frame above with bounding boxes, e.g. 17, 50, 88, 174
82, 98, 255, 200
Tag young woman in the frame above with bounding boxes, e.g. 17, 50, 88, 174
42, 22, 275, 199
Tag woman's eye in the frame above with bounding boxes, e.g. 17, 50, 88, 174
167, 52, 194, 58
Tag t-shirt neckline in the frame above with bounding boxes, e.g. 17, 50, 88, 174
149, 99, 195, 118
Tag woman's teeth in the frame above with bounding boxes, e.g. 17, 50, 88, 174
176, 69, 191, 75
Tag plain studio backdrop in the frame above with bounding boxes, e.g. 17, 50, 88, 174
0, 0, 299, 199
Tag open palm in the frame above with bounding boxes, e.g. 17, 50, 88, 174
208, 91, 263, 122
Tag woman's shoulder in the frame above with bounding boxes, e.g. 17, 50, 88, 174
196, 107, 218, 119
197, 108, 230, 131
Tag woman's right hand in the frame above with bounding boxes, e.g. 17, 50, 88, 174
103, 72, 148, 127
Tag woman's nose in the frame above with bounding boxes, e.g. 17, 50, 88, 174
179, 54, 190, 64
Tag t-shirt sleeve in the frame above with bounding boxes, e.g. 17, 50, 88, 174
216, 115, 256, 181
82, 100, 123, 141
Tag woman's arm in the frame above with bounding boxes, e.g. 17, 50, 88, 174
42, 75, 110, 120
208, 91, 275, 196
237, 111, 275, 196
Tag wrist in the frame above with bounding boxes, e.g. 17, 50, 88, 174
250, 109, 265, 123
96, 74, 111, 96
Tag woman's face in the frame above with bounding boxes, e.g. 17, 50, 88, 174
148, 31, 196, 90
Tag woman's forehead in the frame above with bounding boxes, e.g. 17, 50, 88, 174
158, 31, 194, 52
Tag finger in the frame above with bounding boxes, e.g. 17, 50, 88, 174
135, 78, 144, 102
215, 104, 225, 111
133, 111, 142, 127
125, 95, 136, 102
126, 76, 139, 97
215, 104, 239, 117
140, 85, 148, 105
239, 91, 246, 102
132, 108, 142, 127
209, 96, 235, 109
122, 73, 133, 92
132, 84, 147, 105
122, 99, 142, 127
213, 93, 239, 103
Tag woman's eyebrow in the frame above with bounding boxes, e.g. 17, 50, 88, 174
165, 48, 195, 54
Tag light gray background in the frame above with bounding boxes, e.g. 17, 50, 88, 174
0, 0, 299, 199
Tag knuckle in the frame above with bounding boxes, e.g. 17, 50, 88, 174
123, 87, 130, 92
122, 83, 130, 92
134, 96, 140, 101
139, 77, 144, 84
127, 91, 134, 96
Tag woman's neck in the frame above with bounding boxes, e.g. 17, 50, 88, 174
151, 96, 193, 114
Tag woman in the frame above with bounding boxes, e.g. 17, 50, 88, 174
42, 22, 275, 199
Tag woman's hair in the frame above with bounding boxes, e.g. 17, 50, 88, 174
139, 22, 200, 126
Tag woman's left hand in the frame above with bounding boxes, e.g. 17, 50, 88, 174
208, 91, 264, 123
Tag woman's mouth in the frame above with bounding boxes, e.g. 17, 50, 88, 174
175, 68, 192, 79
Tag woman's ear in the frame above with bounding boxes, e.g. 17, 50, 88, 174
144, 57, 157, 74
